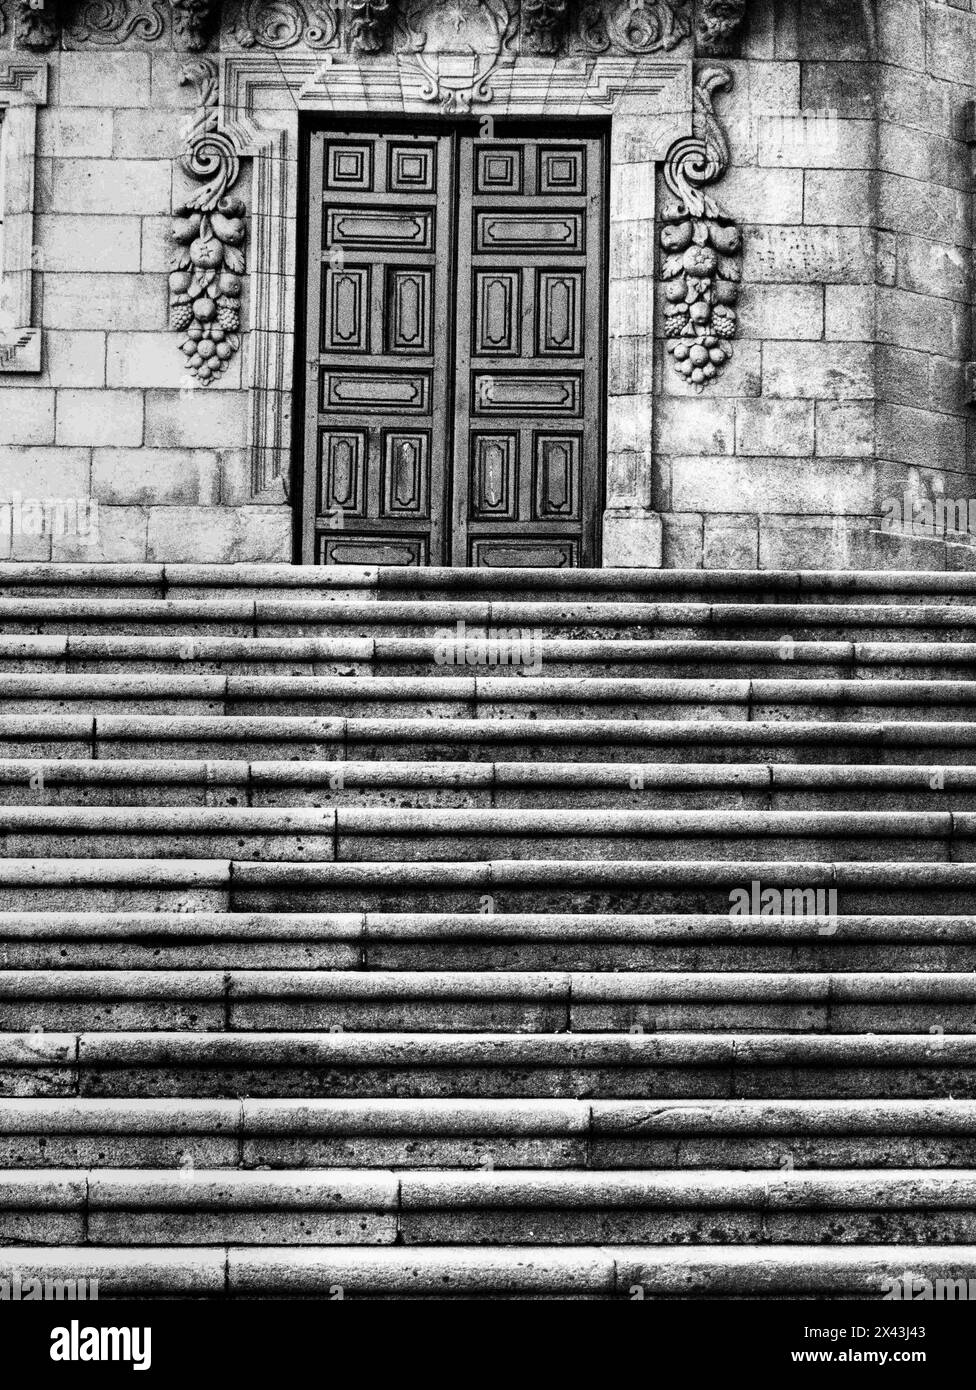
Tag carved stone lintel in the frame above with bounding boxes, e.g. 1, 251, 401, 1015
169, 0, 220, 49
14, 0, 60, 51
660, 65, 742, 392
695, 0, 746, 55
348, 0, 397, 53
170, 59, 247, 386
520, 0, 569, 55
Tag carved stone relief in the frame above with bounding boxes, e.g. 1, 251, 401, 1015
169, 58, 246, 384
396, 0, 519, 112
695, 0, 746, 55
66, 0, 167, 44
660, 64, 742, 391
577, 0, 691, 55
234, 0, 336, 48
7, 0, 722, 52
520, 0, 568, 54
14, 0, 60, 50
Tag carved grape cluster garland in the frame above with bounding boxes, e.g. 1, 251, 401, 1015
169, 60, 246, 385
660, 65, 742, 391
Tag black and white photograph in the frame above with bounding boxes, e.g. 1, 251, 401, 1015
0, 0, 971, 1369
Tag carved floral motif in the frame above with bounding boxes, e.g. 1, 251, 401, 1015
67, 0, 167, 43
235, 0, 337, 47
660, 65, 742, 391
169, 59, 246, 384
579, 0, 691, 54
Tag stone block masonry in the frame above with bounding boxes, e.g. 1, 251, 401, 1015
0, 0, 974, 568
0, 47, 290, 564
654, 0, 976, 570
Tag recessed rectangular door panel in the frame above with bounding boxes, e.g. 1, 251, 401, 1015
302, 122, 606, 568
453, 130, 606, 567
303, 128, 453, 565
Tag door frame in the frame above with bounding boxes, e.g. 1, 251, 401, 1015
295, 115, 610, 568
217, 51, 694, 566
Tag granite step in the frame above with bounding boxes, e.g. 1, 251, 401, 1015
4, 857, 976, 915
1, 805, 975, 862
7, 758, 976, 812
3, 911, 976, 972
6, 1167, 976, 1247
1, 968, 973, 1033
8, 560, 976, 605
1, 674, 976, 721
2, 1242, 974, 1299
7, 1030, 976, 1099
3, 1097, 976, 1169
10, 597, 976, 643
0, 634, 975, 681
6, 715, 976, 764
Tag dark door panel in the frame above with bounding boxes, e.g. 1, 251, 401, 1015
300, 122, 607, 568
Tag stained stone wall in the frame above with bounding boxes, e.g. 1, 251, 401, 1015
656, 0, 976, 570
0, 0, 973, 569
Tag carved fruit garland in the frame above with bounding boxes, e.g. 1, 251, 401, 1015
169, 60, 246, 385
660, 65, 742, 391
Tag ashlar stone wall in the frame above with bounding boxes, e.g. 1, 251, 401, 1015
654, 0, 976, 570
0, 0, 974, 569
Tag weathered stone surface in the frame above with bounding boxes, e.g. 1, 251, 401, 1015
56, 390, 144, 448
763, 343, 875, 400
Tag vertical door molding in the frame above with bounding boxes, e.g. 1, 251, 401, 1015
0, 58, 47, 374
219, 51, 693, 563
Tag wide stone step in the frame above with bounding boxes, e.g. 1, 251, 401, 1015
8, 1030, 976, 1099
3, 1098, 976, 1169
9, 562, 976, 605
6, 673, 976, 720
7, 858, 976, 914
1, 969, 973, 1033
3, 1241, 974, 1299
6, 1168, 976, 1247
12, 594, 976, 643
1, 635, 976, 681
5, 911, 976, 972
2, 806, 976, 861
2, 759, 976, 812
7, 715, 976, 765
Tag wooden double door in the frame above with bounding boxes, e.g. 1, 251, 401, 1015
300, 120, 607, 567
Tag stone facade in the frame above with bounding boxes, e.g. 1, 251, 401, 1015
0, 0, 973, 568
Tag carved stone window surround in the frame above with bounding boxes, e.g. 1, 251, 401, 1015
219, 51, 692, 564
0, 58, 46, 374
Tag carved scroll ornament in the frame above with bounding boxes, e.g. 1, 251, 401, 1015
169, 59, 246, 384
660, 65, 742, 391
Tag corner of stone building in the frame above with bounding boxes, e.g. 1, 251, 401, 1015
655, 0, 976, 571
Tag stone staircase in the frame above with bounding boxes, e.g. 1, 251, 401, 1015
3, 562, 976, 1299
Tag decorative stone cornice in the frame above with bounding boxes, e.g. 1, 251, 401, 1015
8, 0, 741, 53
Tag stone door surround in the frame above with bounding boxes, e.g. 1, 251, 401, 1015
218, 51, 693, 566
